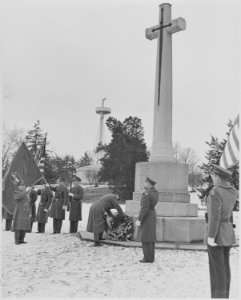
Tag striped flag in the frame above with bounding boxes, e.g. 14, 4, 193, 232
38, 134, 47, 174
219, 115, 239, 169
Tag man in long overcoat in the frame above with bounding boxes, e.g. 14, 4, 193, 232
87, 192, 124, 246
36, 184, 53, 233
68, 176, 84, 233
48, 177, 69, 234
206, 164, 238, 298
29, 188, 38, 232
12, 180, 32, 244
2, 207, 13, 231
135, 177, 158, 263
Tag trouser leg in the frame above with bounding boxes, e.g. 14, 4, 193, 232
224, 247, 231, 298
151, 242, 155, 262
19, 231, 26, 242
30, 221, 33, 232
142, 242, 154, 262
74, 221, 78, 232
94, 232, 100, 242
42, 223, 46, 233
208, 245, 228, 298
56, 219, 62, 233
14, 231, 21, 244
70, 221, 77, 233
53, 218, 57, 233
38, 222, 41, 232
6, 219, 12, 231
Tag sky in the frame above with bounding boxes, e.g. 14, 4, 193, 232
1, 0, 240, 162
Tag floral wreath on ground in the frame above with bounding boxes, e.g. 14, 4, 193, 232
106, 212, 134, 241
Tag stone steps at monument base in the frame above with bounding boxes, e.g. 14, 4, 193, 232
133, 191, 190, 202
131, 216, 206, 243
125, 200, 198, 217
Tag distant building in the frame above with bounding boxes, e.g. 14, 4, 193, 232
76, 98, 111, 185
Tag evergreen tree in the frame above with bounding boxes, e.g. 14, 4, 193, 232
98, 116, 149, 200
25, 120, 45, 158
50, 154, 77, 187
77, 151, 94, 167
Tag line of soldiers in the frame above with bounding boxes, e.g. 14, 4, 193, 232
2, 175, 84, 244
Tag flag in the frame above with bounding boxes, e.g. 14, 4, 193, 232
38, 134, 47, 174
2, 142, 43, 214
219, 115, 239, 169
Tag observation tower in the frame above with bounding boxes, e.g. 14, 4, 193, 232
96, 98, 111, 146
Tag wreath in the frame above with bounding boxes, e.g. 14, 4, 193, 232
106, 213, 134, 241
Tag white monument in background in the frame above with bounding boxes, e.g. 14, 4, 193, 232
126, 3, 205, 243
77, 99, 111, 185
96, 98, 111, 162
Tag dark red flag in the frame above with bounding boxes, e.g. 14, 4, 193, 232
2, 142, 43, 214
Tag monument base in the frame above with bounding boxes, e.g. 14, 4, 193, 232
129, 161, 205, 243
126, 200, 198, 217
131, 216, 206, 243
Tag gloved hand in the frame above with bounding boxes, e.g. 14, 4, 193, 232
26, 187, 31, 192
69, 193, 74, 197
135, 220, 141, 227
62, 205, 67, 211
207, 237, 217, 247
44, 209, 48, 212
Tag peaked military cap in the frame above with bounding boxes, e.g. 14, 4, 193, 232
212, 164, 232, 181
73, 175, 81, 182
145, 176, 156, 185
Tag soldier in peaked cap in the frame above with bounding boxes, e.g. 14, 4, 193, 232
68, 176, 84, 233
36, 184, 53, 233
87, 191, 124, 246
48, 177, 69, 234
12, 180, 32, 244
135, 176, 158, 263
206, 164, 238, 298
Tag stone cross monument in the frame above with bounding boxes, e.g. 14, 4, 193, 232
125, 3, 205, 244
146, 3, 186, 162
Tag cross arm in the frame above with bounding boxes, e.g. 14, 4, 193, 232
145, 17, 186, 40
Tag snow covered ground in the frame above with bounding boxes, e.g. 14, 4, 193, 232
1, 196, 240, 298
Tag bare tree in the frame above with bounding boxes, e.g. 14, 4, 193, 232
85, 169, 98, 185
173, 144, 203, 189
173, 141, 181, 163
2, 124, 25, 175
179, 147, 200, 173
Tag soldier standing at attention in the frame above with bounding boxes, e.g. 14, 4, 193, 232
36, 184, 53, 233
29, 187, 38, 232
135, 177, 158, 263
68, 176, 84, 233
49, 177, 69, 234
206, 164, 238, 298
12, 180, 31, 245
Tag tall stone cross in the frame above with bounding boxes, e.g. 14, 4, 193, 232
146, 3, 186, 162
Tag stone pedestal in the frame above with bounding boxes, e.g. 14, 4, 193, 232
125, 161, 206, 243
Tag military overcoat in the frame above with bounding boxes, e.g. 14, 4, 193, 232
206, 184, 237, 246
138, 186, 158, 242
36, 188, 53, 223
2, 207, 13, 220
48, 183, 69, 220
87, 194, 124, 234
69, 185, 83, 221
12, 190, 31, 232
29, 189, 37, 223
